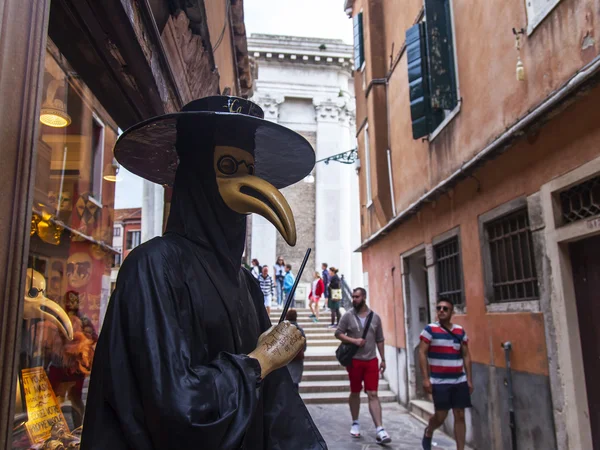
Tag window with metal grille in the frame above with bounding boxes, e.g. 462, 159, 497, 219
434, 236, 463, 305
485, 209, 539, 302
559, 175, 600, 224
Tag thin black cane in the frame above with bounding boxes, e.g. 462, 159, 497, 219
279, 248, 311, 323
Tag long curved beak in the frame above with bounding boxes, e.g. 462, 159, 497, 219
218, 175, 297, 246
24, 297, 74, 340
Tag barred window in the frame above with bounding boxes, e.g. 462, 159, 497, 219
486, 209, 539, 302
559, 175, 600, 224
434, 236, 463, 305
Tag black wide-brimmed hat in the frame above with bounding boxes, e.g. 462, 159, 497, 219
114, 96, 315, 189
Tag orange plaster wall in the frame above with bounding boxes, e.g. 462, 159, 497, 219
354, 0, 600, 236
362, 82, 600, 376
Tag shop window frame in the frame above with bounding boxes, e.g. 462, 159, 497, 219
90, 114, 105, 204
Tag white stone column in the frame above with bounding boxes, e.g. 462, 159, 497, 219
314, 97, 351, 280
141, 180, 164, 243
249, 93, 284, 274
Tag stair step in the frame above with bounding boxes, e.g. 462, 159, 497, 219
301, 370, 348, 381
301, 390, 397, 404
304, 361, 344, 371
304, 331, 337, 337
409, 399, 434, 424
305, 339, 339, 347
299, 379, 390, 393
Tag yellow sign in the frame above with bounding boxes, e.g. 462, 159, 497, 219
21, 367, 69, 444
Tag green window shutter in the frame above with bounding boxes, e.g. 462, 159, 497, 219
406, 23, 430, 139
353, 12, 365, 69
424, 0, 458, 111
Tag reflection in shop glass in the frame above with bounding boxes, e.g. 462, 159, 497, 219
12, 39, 118, 450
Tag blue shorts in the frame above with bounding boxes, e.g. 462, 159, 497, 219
432, 382, 472, 411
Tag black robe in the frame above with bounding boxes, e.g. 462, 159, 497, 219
81, 134, 326, 450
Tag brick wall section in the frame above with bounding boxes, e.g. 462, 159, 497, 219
276, 131, 316, 283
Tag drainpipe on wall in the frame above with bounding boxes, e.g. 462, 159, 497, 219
502, 341, 517, 450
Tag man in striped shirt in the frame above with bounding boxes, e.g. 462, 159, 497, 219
419, 298, 473, 450
259, 266, 274, 315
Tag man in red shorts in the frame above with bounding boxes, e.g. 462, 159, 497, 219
335, 288, 391, 445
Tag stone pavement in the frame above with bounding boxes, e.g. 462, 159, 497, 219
308, 403, 469, 450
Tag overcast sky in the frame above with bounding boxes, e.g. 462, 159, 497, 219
244, 0, 352, 43
115, 1, 351, 209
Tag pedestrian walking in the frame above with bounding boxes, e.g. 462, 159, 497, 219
419, 297, 473, 450
321, 263, 330, 311
274, 256, 286, 307
250, 258, 261, 280
259, 266, 274, 316
308, 271, 325, 321
283, 264, 296, 308
335, 288, 391, 445
286, 309, 306, 392
327, 267, 341, 328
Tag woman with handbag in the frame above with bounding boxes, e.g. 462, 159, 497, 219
327, 267, 342, 329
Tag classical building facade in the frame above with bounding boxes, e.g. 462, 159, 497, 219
347, 0, 600, 449
247, 34, 363, 289
0, 1, 250, 448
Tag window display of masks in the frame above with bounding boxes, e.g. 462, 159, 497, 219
12, 40, 118, 450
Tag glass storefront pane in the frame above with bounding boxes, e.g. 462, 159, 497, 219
12, 39, 118, 450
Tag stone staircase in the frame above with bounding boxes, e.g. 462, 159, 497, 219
271, 308, 397, 404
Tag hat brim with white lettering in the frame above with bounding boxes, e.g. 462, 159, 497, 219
114, 96, 315, 189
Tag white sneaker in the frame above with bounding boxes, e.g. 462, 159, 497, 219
350, 422, 360, 438
376, 428, 391, 445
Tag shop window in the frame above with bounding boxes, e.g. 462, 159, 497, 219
126, 230, 141, 250
13, 39, 118, 449
434, 235, 464, 305
353, 12, 365, 70
484, 208, 539, 303
406, 0, 458, 139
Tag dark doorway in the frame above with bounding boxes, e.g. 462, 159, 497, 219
569, 234, 600, 449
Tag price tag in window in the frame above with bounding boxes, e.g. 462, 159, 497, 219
21, 367, 69, 444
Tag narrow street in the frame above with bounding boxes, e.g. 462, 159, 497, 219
307, 403, 464, 450
273, 308, 468, 450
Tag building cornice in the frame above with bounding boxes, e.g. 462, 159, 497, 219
248, 34, 353, 70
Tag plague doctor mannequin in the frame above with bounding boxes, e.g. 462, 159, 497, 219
81, 97, 326, 450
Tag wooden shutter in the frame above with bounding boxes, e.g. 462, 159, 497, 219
424, 0, 458, 111
406, 23, 430, 139
353, 12, 365, 69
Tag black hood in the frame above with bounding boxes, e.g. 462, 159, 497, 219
165, 115, 250, 282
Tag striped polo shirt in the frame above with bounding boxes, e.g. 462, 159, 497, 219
258, 274, 274, 297
420, 322, 468, 385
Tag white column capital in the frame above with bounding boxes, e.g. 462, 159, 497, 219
253, 93, 285, 122
313, 97, 346, 123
